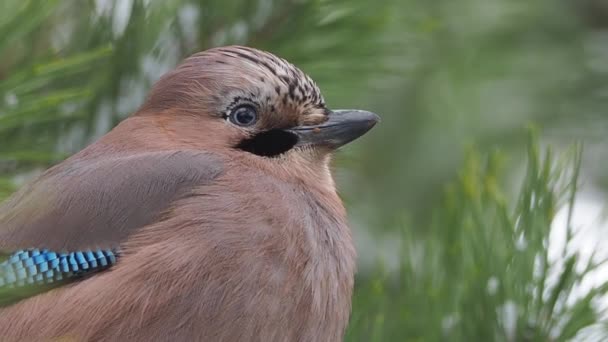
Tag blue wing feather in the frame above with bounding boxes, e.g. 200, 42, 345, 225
0, 248, 119, 306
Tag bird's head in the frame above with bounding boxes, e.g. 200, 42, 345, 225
137, 46, 378, 177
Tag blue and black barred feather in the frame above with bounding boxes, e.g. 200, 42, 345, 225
0, 248, 119, 307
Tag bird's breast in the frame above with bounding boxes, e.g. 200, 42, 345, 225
194, 166, 357, 341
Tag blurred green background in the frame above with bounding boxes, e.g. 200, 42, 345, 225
1, 0, 607, 340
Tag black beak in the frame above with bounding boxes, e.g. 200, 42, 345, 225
287, 109, 379, 149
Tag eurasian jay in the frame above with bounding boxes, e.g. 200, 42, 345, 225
0, 46, 378, 341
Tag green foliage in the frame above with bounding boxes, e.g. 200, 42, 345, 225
1, 0, 607, 340
347, 138, 608, 341
0, 0, 397, 189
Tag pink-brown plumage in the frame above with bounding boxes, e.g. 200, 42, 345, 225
0, 46, 377, 341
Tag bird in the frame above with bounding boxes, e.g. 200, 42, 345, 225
0, 46, 378, 341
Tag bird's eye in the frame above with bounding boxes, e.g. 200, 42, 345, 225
229, 105, 258, 127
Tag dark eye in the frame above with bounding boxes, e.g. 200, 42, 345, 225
229, 105, 258, 127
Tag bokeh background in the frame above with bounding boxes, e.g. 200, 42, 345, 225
1, 0, 608, 340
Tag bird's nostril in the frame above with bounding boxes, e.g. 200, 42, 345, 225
301, 112, 329, 126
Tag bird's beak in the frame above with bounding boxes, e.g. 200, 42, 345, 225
287, 110, 379, 149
